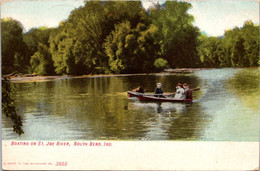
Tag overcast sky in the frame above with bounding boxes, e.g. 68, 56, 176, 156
1, 0, 259, 36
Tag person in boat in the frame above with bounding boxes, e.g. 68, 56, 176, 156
154, 82, 165, 98
183, 83, 192, 99
132, 86, 145, 93
174, 83, 186, 99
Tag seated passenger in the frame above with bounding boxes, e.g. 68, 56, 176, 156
154, 82, 165, 98
174, 83, 186, 99
183, 83, 192, 99
132, 86, 145, 93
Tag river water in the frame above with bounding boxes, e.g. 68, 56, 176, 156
2, 68, 259, 141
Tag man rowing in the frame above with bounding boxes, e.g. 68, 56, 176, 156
183, 83, 192, 99
154, 82, 165, 98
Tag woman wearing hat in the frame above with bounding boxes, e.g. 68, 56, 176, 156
174, 83, 186, 99
154, 82, 165, 98
183, 83, 192, 99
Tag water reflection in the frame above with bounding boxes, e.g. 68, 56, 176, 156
126, 100, 207, 140
225, 68, 260, 111
196, 68, 259, 141
129, 101, 187, 114
1, 69, 259, 141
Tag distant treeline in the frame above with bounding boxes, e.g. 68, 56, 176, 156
2, 1, 259, 75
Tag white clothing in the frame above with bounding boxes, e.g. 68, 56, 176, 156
174, 87, 186, 99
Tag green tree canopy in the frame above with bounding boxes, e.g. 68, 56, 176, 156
49, 1, 150, 75
23, 27, 53, 57
150, 1, 200, 68
24, 27, 55, 75
198, 20, 259, 68
2, 2, 258, 76
1, 18, 29, 74
154, 58, 169, 72
104, 21, 160, 73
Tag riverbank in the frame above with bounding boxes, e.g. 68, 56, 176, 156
8, 72, 193, 83
164, 68, 214, 73
4, 67, 248, 83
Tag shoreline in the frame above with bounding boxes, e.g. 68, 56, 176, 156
4, 67, 258, 83
8, 72, 192, 83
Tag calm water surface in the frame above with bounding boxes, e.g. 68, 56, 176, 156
2, 68, 259, 141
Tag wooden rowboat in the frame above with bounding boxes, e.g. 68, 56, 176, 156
127, 91, 193, 102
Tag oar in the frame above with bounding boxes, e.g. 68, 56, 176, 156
191, 87, 200, 91
141, 87, 200, 97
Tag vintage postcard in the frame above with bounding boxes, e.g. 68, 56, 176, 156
1, 0, 259, 170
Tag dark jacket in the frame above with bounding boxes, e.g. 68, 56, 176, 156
154, 88, 165, 98
155, 88, 164, 94
185, 89, 193, 99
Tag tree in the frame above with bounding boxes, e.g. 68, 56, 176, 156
198, 35, 222, 67
104, 21, 160, 73
24, 27, 55, 75
49, 24, 76, 75
1, 18, 29, 74
198, 20, 259, 68
23, 27, 53, 57
154, 58, 169, 72
241, 20, 259, 66
48, 2, 108, 75
150, 1, 200, 68
49, 1, 150, 75
222, 20, 259, 67
30, 43, 55, 75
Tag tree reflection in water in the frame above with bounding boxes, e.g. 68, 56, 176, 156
2, 73, 208, 140
128, 101, 206, 140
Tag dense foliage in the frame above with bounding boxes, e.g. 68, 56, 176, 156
2, 78, 24, 135
1, 1, 259, 76
150, 2, 201, 68
198, 20, 259, 67
24, 27, 55, 75
1, 18, 30, 74
154, 58, 169, 72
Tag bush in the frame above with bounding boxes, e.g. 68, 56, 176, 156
154, 58, 169, 72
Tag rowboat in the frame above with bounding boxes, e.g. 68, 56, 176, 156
127, 91, 192, 102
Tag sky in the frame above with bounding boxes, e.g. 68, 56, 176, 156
1, 0, 259, 36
